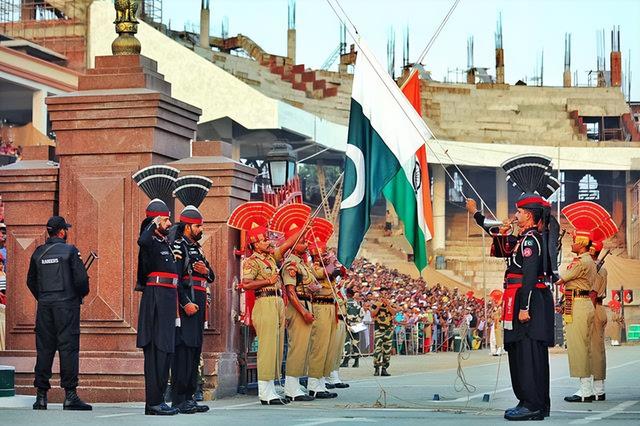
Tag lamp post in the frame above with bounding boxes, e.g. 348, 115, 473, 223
266, 142, 296, 189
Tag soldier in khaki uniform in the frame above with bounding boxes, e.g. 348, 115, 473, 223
227, 201, 302, 405
555, 230, 597, 402
589, 240, 608, 401
326, 282, 348, 385
307, 220, 346, 394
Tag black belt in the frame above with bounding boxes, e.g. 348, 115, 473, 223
575, 290, 591, 297
313, 297, 335, 305
146, 276, 179, 286
296, 294, 311, 302
256, 289, 282, 298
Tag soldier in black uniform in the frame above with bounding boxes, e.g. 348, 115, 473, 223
27, 216, 92, 411
170, 205, 214, 414
136, 199, 180, 416
467, 194, 555, 421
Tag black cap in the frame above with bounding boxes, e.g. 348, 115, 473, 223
46, 216, 72, 232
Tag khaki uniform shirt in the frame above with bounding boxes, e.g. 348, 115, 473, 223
592, 266, 607, 298
242, 248, 283, 291
282, 253, 315, 296
561, 252, 597, 292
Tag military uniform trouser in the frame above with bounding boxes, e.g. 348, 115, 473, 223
566, 298, 594, 378
308, 303, 336, 378
344, 330, 361, 360
590, 304, 607, 380
505, 337, 550, 414
373, 326, 393, 369
285, 303, 313, 377
330, 320, 347, 371
252, 296, 285, 381
143, 340, 173, 406
171, 344, 201, 404
34, 305, 80, 391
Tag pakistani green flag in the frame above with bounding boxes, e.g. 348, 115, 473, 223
338, 40, 433, 270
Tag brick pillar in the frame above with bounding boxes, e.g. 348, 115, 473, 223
495, 48, 505, 84
169, 141, 256, 398
611, 51, 621, 87
0, 54, 201, 402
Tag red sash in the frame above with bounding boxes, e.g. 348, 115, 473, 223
502, 273, 547, 330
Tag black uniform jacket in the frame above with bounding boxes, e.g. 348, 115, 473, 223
474, 213, 554, 345
136, 222, 179, 353
27, 237, 89, 307
173, 236, 215, 348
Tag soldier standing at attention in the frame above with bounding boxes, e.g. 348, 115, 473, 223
371, 290, 396, 376
558, 201, 618, 402
170, 175, 215, 414
228, 201, 303, 405
589, 240, 608, 401
307, 219, 347, 394
341, 287, 364, 368
27, 216, 92, 411
555, 230, 597, 402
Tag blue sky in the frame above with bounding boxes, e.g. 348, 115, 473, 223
164, 0, 640, 99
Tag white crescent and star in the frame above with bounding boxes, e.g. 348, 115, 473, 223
341, 145, 365, 209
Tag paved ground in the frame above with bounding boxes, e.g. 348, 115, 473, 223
1, 345, 639, 425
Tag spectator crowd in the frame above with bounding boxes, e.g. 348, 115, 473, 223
343, 258, 501, 355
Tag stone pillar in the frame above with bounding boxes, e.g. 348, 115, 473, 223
169, 141, 256, 398
496, 168, 509, 220
31, 90, 48, 135
432, 165, 446, 252
0, 54, 201, 402
0, 151, 58, 354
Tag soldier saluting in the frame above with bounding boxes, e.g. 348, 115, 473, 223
27, 216, 92, 411
169, 175, 215, 414
133, 165, 181, 416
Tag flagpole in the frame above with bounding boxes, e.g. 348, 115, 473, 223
325, 0, 499, 220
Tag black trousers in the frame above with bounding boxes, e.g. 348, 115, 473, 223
170, 344, 200, 404
505, 337, 550, 413
34, 305, 80, 391
143, 341, 172, 406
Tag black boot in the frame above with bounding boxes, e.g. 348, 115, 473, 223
374, 367, 380, 376
340, 358, 349, 368
381, 368, 390, 377
32, 388, 47, 410
63, 388, 92, 411
352, 358, 360, 368
193, 383, 204, 402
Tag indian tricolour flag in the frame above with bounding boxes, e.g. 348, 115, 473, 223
338, 40, 434, 271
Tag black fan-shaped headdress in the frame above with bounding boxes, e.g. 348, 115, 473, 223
132, 165, 180, 202
536, 174, 560, 199
501, 154, 553, 194
173, 175, 213, 208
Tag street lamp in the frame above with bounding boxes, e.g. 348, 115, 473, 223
266, 142, 296, 188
